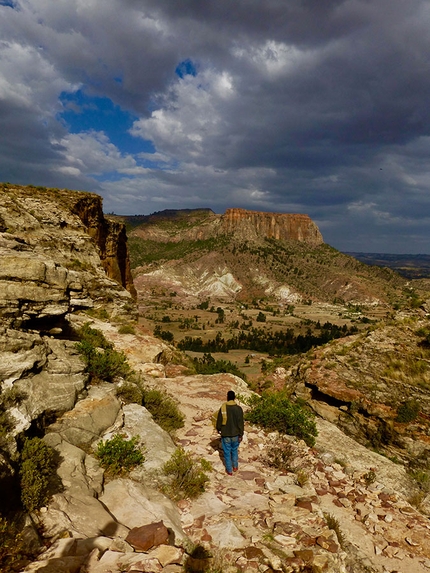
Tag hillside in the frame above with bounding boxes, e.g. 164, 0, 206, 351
121, 208, 407, 307
1, 185, 430, 573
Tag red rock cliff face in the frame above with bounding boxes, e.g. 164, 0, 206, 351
221, 208, 323, 245
71, 196, 137, 298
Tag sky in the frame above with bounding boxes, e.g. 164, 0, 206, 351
1, 0, 430, 253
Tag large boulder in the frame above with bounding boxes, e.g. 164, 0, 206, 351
121, 403, 177, 472
46, 385, 122, 446
99, 478, 186, 544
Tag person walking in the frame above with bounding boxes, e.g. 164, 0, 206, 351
216, 390, 244, 475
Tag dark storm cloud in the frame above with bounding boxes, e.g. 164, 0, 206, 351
1, 0, 430, 252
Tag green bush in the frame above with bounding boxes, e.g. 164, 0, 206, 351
142, 388, 185, 433
77, 322, 111, 349
162, 447, 210, 500
19, 437, 56, 512
95, 434, 144, 477
75, 323, 130, 382
245, 391, 317, 447
396, 399, 420, 423
116, 382, 144, 404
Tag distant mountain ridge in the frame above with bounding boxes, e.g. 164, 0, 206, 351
346, 252, 430, 279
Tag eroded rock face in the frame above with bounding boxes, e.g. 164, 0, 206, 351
291, 316, 430, 466
0, 184, 137, 451
0, 184, 136, 331
221, 208, 323, 246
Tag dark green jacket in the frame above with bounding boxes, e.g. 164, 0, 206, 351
216, 402, 244, 437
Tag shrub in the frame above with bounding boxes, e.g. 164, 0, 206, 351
396, 400, 420, 423
0, 517, 35, 573
245, 391, 317, 447
83, 347, 130, 382
295, 469, 309, 487
95, 434, 144, 477
77, 323, 111, 349
162, 447, 210, 500
263, 439, 295, 472
363, 470, 376, 485
75, 323, 130, 382
19, 437, 56, 512
116, 382, 144, 404
142, 388, 184, 433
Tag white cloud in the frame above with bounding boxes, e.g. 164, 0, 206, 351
53, 131, 137, 175
130, 69, 234, 163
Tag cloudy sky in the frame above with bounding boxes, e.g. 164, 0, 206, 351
1, 0, 430, 253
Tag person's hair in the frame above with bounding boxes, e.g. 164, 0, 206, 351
227, 390, 235, 401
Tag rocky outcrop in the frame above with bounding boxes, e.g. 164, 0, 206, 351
71, 195, 136, 298
290, 316, 430, 472
221, 208, 324, 245
131, 207, 323, 247
3, 306, 429, 573
0, 183, 138, 462
0, 184, 136, 329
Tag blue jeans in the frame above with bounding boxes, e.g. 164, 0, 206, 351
221, 436, 239, 473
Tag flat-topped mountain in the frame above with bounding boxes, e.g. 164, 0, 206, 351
120, 208, 407, 306
119, 207, 322, 246
222, 208, 323, 245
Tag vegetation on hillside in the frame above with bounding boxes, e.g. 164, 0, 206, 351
245, 391, 318, 447
128, 214, 408, 304
75, 322, 130, 382
178, 322, 358, 356
95, 434, 144, 477
128, 236, 228, 267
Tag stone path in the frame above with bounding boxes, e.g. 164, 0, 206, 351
148, 372, 430, 573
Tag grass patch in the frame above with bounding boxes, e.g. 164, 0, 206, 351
142, 387, 185, 433
115, 382, 185, 434
118, 323, 136, 335
323, 513, 345, 548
